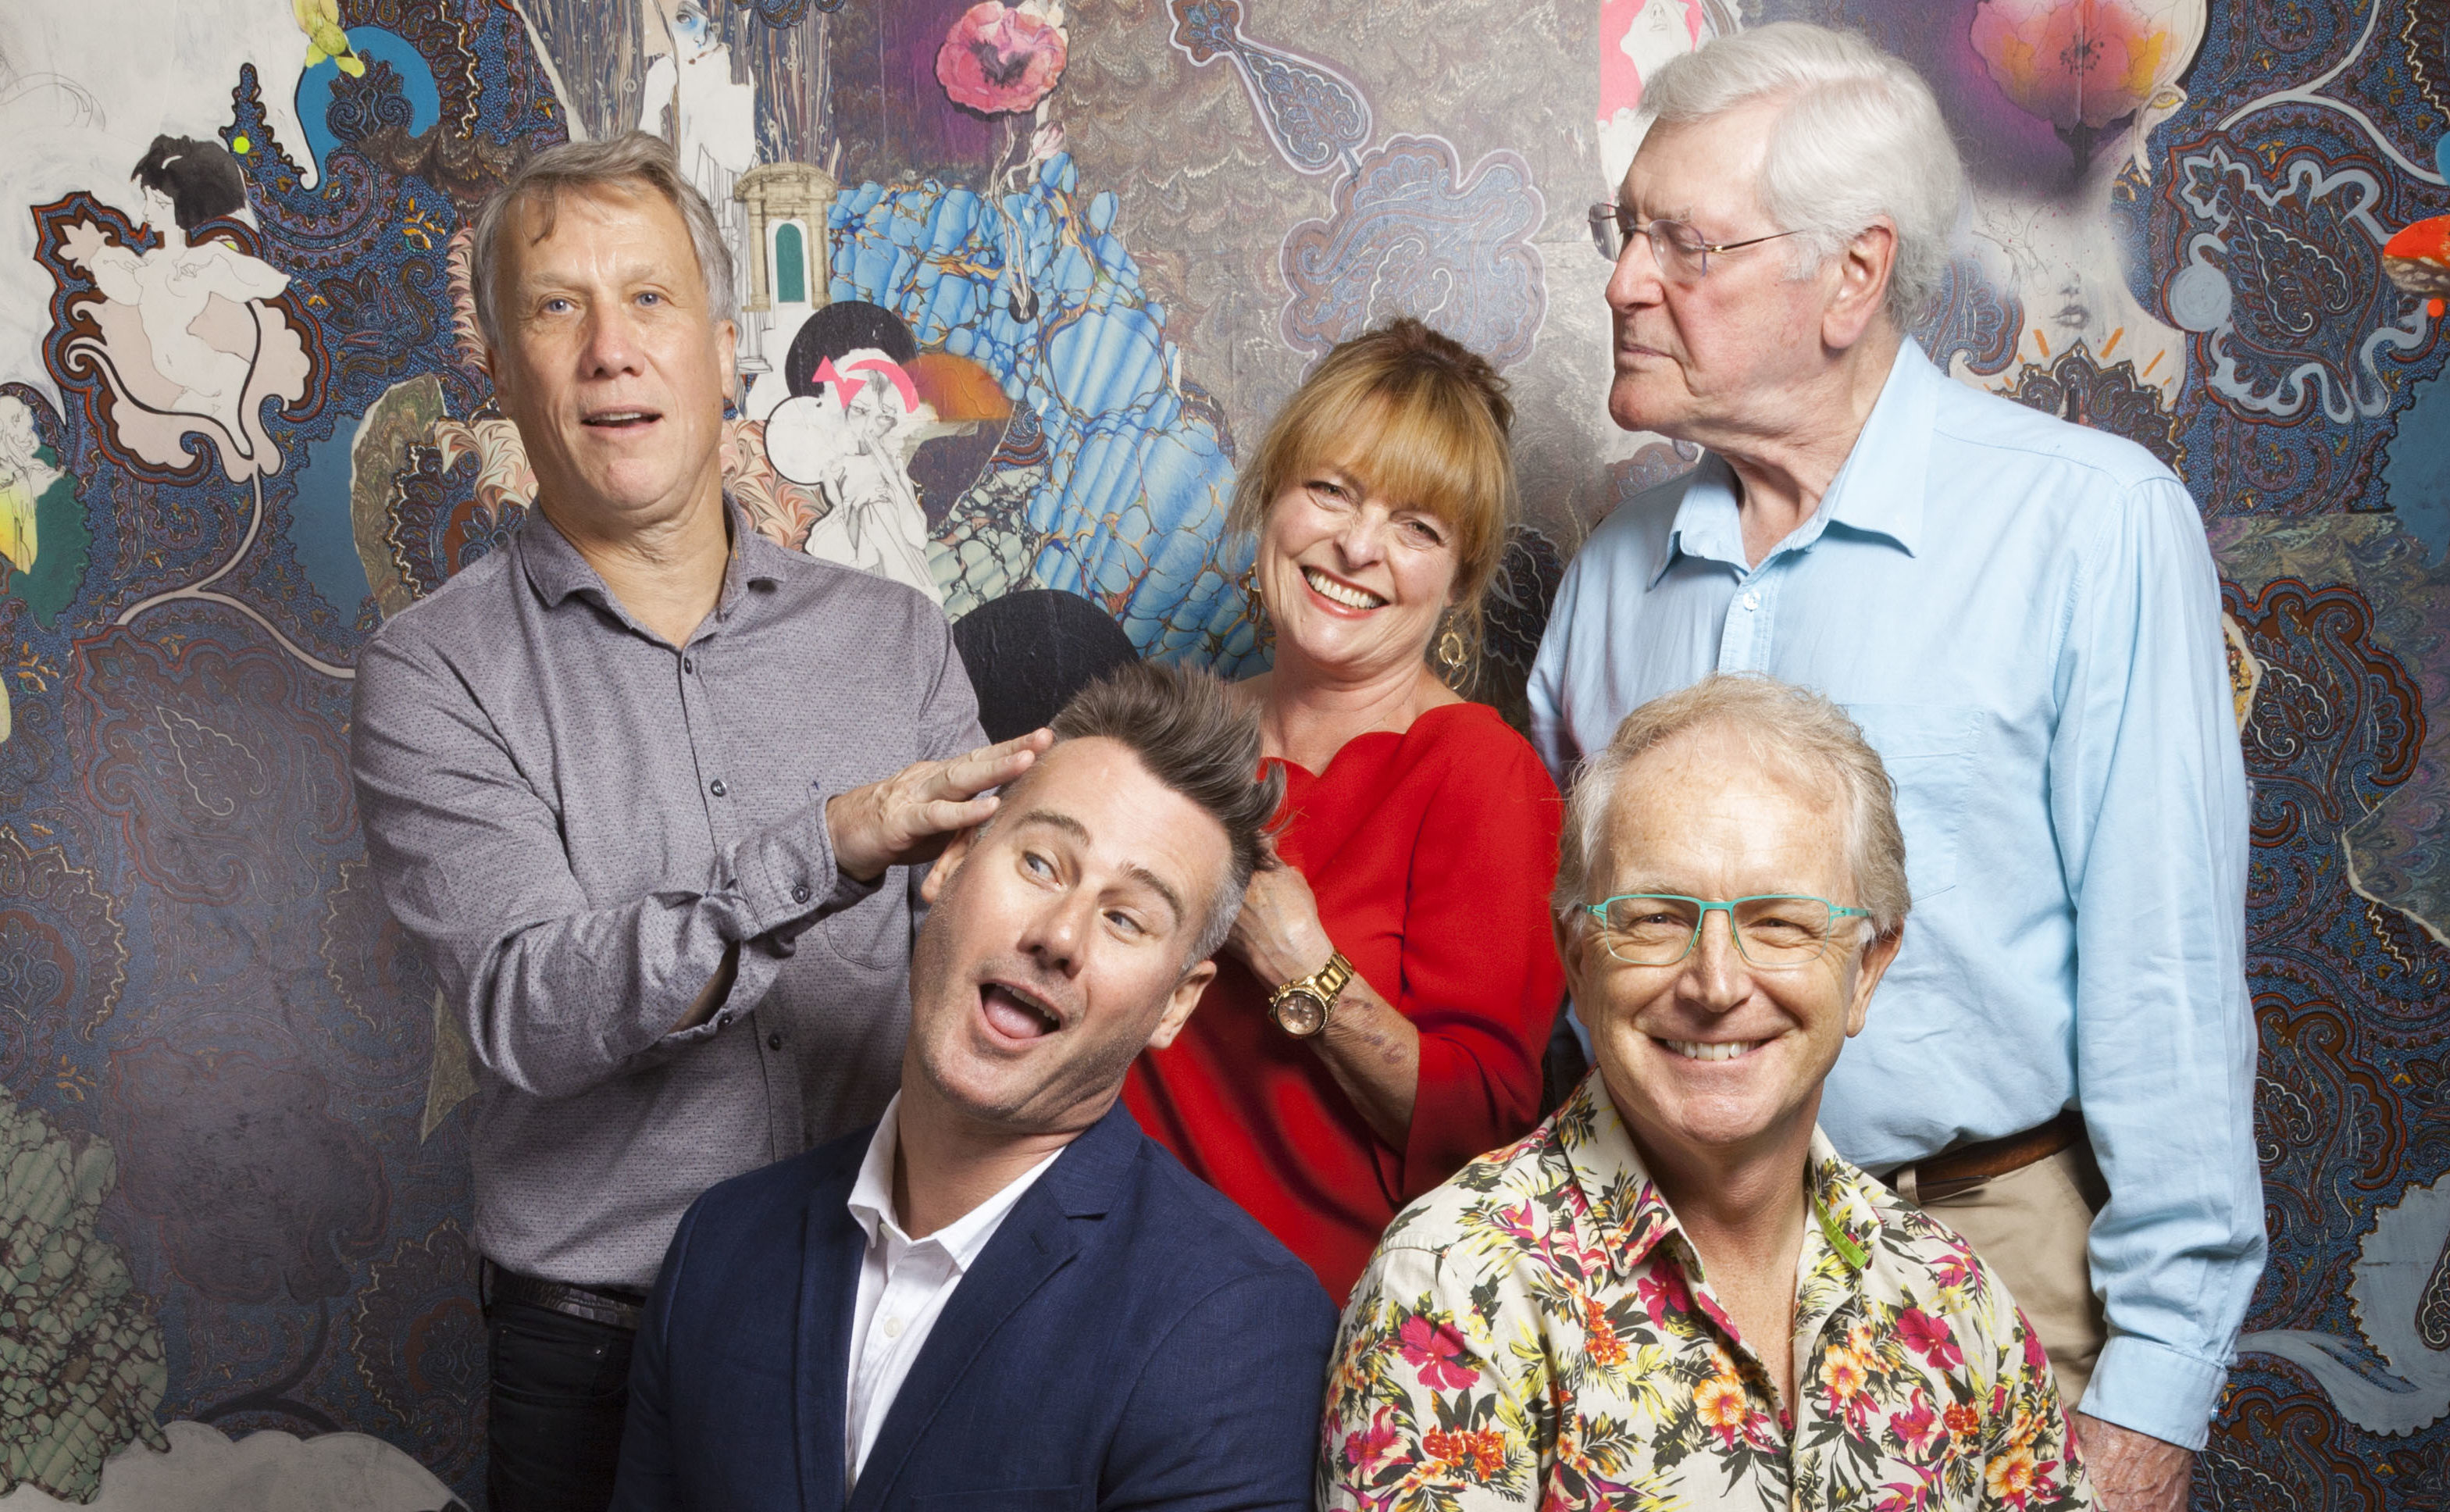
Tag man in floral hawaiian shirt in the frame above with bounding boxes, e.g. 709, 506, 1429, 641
1321, 674, 2091, 1511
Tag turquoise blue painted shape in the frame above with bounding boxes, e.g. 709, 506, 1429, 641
775, 223, 805, 305
294, 29, 441, 189
2384, 366, 2450, 565
286, 427, 372, 616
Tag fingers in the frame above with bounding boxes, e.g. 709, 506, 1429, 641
934, 727, 1052, 800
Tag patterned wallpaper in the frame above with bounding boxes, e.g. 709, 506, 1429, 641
0, 0, 2442, 1506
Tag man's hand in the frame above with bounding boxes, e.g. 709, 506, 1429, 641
2071, 1411, 2191, 1512
825, 729, 1052, 883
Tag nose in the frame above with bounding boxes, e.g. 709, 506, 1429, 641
1016, 889, 1088, 979
1678, 909, 1750, 1014
579, 302, 647, 379
1605, 229, 1666, 314
1334, 507, 1392, 567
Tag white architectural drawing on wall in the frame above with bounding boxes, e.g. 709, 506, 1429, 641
736, 162, 840, 419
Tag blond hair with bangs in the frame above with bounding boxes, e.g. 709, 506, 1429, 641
1229, 319, 1516, 658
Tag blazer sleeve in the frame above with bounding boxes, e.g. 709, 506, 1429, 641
609, 1207, 695, 1512
1389, 722, 1566, 1200
1100, 1266, 1339, 1512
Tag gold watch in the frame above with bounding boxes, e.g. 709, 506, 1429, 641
1268, 952, 1353, 1038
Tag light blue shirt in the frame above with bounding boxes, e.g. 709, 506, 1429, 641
1528, 340, 2262, 1450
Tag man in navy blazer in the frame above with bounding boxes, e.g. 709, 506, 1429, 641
612, 662, 1338, 1512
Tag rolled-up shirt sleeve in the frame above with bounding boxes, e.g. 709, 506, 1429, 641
351, 628, 905, 1101
2049, 476, 2263, 1446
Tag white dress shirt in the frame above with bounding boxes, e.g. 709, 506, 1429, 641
842, 1096, 1062, 1488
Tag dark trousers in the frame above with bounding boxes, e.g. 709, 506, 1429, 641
485, 1295, 636, 1512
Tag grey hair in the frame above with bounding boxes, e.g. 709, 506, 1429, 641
467, 131, 736, 355
1634, 22, 1965, 325
1046, 662, 1283, 965
1553, 673, 1910, 944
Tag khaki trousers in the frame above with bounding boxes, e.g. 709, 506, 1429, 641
1898, 1142, 2110, 1410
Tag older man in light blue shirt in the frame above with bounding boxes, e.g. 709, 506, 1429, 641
1530, 23, 2258, 1510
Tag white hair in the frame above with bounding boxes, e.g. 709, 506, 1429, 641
1553, 674, 1911, 943
1634, 22, 1965, 324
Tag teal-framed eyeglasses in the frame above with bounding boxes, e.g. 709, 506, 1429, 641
1582, 893, 1873, 968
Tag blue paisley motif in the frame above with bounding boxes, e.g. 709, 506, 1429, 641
1278, 135, 1547, 369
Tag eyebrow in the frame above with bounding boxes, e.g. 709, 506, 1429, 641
1013, 810, 1187, 928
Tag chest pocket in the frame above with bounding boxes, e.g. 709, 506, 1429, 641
1840, 703, 1982, 900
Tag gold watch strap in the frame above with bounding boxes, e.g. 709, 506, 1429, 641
1271, 951, 1353, 1018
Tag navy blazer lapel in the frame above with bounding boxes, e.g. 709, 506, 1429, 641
797, 1143, 870, 1512
847, 1104, 1141, 1512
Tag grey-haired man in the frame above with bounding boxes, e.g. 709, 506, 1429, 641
1529, 23, 2256, 1511
351, 133, 1042, 1512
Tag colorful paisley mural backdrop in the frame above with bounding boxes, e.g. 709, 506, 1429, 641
0, 0, 2443, 1504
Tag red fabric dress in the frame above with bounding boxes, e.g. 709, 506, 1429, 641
1123, 701, 1567, 1303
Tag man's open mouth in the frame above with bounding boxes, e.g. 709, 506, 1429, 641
582, 408, 662, 430
980, 981, 1063, 1040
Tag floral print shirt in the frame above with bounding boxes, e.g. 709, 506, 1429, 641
1320, 1074, 2092, 1511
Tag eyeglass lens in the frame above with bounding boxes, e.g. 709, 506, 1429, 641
1586, 205, 1706, 278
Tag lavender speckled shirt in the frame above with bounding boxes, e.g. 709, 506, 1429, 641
351, 504, 982, 1289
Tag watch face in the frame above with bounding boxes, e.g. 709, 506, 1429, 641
1273, 990, 1328, 1037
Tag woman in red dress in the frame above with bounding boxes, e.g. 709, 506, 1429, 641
1123, 319, 1566, 1303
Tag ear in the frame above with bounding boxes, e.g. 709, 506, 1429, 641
917, 824, 982, 905
1552, 908, 1592, 1007
1842, 922, 1903, 1038
1144, 957, 1217, 1052
1821, 218, 1899, 352
715, 316, 739, 400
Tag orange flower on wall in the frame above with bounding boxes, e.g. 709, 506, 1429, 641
1969, 0, 2175, 133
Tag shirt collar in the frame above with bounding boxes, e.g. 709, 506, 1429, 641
1560, 1074, 1881, 1282
1653, 337, 1935, 585
845, 1094, 1065, 1271
518, 491, 782, 629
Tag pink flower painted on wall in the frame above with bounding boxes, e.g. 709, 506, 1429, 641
1969, 0, 2177, 133
937, 2, 1068, 116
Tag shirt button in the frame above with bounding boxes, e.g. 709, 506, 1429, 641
791, 883, 811, 904
767, 1032, 783, 1050
883, 1316, 904, 1339
682, 656, 694, 673
708, 778, 727, 797
1742, 590, 1760, 610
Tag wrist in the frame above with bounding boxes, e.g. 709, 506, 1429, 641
823, 793, 884, 883
1267, 950, 1353, 1039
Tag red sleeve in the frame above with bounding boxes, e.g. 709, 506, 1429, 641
1385, 716, 1567, 1202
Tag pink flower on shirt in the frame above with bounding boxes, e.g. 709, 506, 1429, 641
1398, 1315, 1481, 1390
1635, 1266, 1692, 1329
1343, 1407, 1402, 1475
1897, 1307, 1963, 1370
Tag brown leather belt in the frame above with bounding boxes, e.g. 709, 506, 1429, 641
1906, 1108, 2086, 1204
482, 1260, 649, 1332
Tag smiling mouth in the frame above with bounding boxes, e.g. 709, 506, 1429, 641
582, 408, 662, 430
979, 981, 1063, 1040
1659, 1037, 1765, 1063
1303, 567, 1384, 610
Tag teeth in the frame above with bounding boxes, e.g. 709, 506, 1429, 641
991, 982, 1061, 1029
1663, 1039, 1761, 1063
1303, 568, 1383, 610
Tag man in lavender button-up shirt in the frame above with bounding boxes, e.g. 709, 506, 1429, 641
351, 134, 1041, 1512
